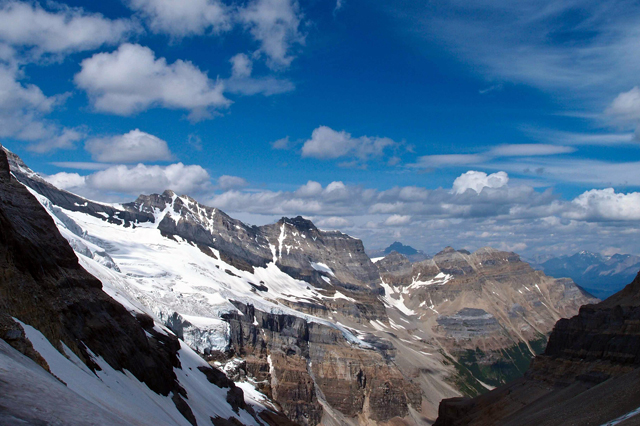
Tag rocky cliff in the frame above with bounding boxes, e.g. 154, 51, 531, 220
376, 247, 597, 394
434, 271, 640, 426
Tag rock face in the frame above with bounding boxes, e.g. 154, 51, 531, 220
223, 301, 422, 425
376, 246, 597, 394
129, 191, 381, 296
434, 271, 640, 426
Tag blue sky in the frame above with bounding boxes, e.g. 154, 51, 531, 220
2, 0, 640, 256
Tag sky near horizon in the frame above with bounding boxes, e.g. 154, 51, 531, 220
2, 0, 640, 257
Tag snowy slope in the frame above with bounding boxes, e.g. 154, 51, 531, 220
28, 186, 371, 351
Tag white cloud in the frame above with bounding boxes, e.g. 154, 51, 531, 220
408, 154, 486, 168
46, 163, 211, 197
217, 175, 248, 190
301, 126, 396, 161
408, 144, 575, 170
238, 0, 304, 69
127, 0, 304, 69
295, 180, 322, 197
606, 86, 640, 123
396, 1, 640, 106
383, 214, 411, 226
128, 0, 230, 37
569, 188, 640, 221
27, 128, 84, 153
489, 144, 575, 157
525, 128, 637, 146
317, 216, 351, 228
494, 158, 640, 186
85, 129, 173, 163
225, 53, 294, 96
271, 136, 291, 149
0, 2, 136, 56
74, 43, 230, 120
452, 171, 509, 195
230, 53, 252, 78
0, 63, 81, 152
45, 172, 87, 191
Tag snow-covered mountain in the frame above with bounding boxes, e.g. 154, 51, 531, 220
1, 145, 597, 425
0, 145, 286, 426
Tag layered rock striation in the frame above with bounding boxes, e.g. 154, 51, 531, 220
434, 271, 640, 426
376, 247, 597, 393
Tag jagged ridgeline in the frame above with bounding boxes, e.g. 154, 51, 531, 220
1, 144, 596, 425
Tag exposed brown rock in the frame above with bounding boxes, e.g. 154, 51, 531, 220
434, 271, 640, 426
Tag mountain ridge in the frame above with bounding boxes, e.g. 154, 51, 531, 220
1, 144, 596, 425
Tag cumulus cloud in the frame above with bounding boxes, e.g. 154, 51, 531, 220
217, 175, 248, 190
569, 188, 640, 221
452, 171, 509, 195
317, 216, 352, 228
301, 126, 397, 162
238, 0, 304, 69
607, 86, 640, 123
383, 214, 411, 226
0, 2, 136, 56
45, 172, 87, 191
225, 53, 294, 96
295, 180, 322, 197
45, 163, 211, 198
85, 129, 174, 163
74, 43, 230, 120
127, 0, 230, 37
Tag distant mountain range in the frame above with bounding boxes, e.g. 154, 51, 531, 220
528, 251, 640, 299
368, 242, 430, 262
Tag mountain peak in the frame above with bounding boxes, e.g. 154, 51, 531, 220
384, 241, 418, 256
436, 246, 457, 256
280, 215, 317, 231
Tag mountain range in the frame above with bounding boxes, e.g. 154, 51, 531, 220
0, 145, 598, 425
529, 251, 640, 299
